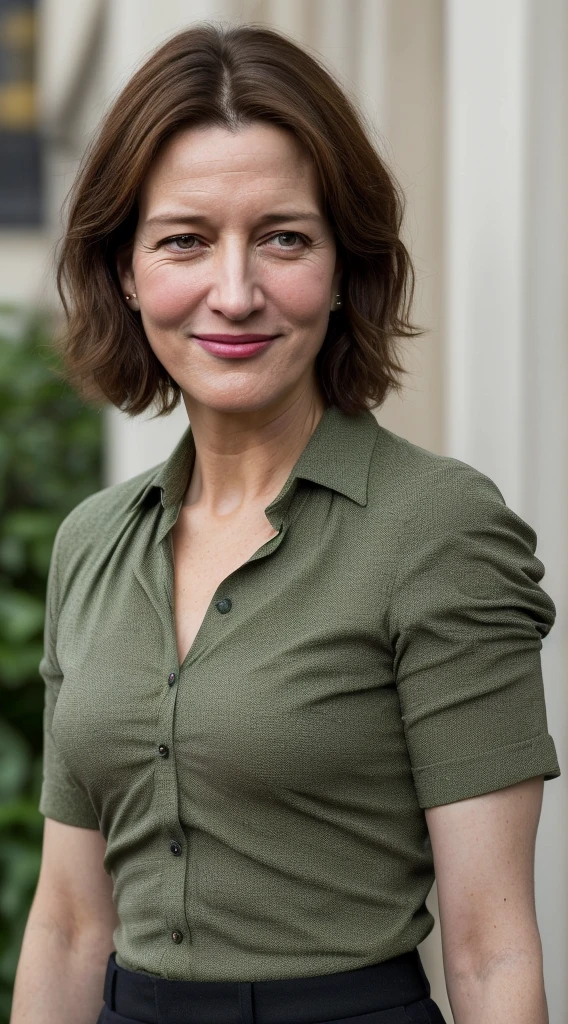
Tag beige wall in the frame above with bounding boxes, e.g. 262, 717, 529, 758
378, 1, 444, 456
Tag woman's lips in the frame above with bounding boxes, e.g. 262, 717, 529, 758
193, 334, 279, 358
194, 334, 276, 342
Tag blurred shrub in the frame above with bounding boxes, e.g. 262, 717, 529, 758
0, 306, 103, 1021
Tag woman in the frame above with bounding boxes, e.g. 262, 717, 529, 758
12, 23, 560, 1024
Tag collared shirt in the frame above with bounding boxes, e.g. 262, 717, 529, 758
39, 404, 560, 982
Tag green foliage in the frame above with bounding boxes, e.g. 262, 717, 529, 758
0, 306, 103, 1020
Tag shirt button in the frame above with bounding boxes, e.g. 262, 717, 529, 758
215, 597, 232, 614
168, 672, 176, 686
171, 930, 183, 944
170, 841, 182, 856
158, 744, 169, 758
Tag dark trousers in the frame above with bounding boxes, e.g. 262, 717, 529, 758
97, 948, 447, 1023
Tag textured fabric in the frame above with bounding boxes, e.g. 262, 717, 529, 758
38, 404, 560, 982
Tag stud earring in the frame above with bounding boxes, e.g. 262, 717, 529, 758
125, 292, 137, 301
331, 293, 342, 311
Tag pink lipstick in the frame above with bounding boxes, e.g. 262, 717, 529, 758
193, 334, 278, 358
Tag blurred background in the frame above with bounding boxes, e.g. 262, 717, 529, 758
0, 1, 566, 1021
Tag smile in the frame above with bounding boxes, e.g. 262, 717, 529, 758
192, 335, 279, 358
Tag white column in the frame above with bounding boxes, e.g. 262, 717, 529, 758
355, 0, 389, 134
444, 2, 568, 1020
311, 0, 358, 87
143, 0, 242, 47
444, 0, 530, 507
376, 0, 445, 458
261, 0, 312, 42
524, 1, 568, 1018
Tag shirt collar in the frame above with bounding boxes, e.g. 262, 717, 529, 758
133, 404, 379, 516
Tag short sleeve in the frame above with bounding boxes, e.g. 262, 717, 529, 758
389, 464, 561, 809
38, 524, 100, 829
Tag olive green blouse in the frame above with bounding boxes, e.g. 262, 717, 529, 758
38, 404, 560, 982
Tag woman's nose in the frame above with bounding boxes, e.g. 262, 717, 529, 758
206, 243, 265, 320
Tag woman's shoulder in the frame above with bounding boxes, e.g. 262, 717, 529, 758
52, 462, 163, 555
368, 423, 541, 564
370, 422, 508, 515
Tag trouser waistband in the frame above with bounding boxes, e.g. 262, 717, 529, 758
103, 948, 431, 1024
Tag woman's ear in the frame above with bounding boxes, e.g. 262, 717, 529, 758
116, 243, 139, 310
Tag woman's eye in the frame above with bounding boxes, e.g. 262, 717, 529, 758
269, 232, 306, 249
159, 232, 307, 252
165, 235, 201, 251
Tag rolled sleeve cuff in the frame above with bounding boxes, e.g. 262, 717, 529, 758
413, 732, 561, 809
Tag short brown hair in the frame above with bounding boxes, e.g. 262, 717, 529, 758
56, 23, 420, 417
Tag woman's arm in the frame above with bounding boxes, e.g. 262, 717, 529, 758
425, 776, 548, 1024
10, 818, 118, 1024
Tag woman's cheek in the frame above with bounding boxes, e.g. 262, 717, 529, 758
137, 260, 203, 324
269, 267, 330, 323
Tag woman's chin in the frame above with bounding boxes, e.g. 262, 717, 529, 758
179, 385, 296, 419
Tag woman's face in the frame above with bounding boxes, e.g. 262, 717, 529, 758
117, 122, 341, 418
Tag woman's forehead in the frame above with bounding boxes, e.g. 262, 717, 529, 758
138, 123, 322, 215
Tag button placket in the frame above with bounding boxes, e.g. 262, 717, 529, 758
153, 506, 293, 968
155, 526, 198, 965
154, 656, 191, 955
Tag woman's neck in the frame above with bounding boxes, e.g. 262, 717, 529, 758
181, 389, 327, 517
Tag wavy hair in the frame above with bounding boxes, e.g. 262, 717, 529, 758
56, 22, 421, 416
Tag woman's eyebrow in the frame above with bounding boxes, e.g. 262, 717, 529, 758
144, 210, 323, 229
